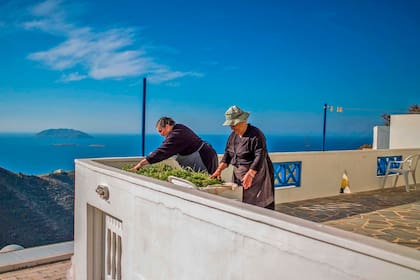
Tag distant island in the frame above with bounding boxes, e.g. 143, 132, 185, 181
36, 128, 93, 139
52, 143, 80, 147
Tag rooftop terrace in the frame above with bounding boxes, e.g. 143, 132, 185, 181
0, 186, 419, 279
277, 186, 420, 250
0, 259, 71, 279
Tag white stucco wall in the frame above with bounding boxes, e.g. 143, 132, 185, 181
270, 148, 420, 203
390, 114, 420, 149
73, 157, 420, 280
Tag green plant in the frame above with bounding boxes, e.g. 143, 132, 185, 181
358, 143, 372, 150
122, 163, 223, 188
408, 104, 420, 113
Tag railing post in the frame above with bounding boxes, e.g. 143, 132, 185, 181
105, 215, 123, 280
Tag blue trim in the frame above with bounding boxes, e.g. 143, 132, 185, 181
273, 161, 301, 188
377, 155, 402, 176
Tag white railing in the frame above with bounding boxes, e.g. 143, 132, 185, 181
105, 215, 122, 280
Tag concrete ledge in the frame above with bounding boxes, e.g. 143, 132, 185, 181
0, 241, 73, 273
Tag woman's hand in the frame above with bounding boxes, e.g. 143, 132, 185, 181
210, 163, 227, 179
242, 169, 256, 189
210, 169, 222, 179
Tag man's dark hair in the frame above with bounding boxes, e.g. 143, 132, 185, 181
156, 117, 175, 128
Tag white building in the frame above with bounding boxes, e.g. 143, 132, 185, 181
373, 114, 420, 149
70, 151, 420, 279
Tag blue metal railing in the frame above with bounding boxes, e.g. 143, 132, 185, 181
376, 155, 402, 176
273, 161, 301, 188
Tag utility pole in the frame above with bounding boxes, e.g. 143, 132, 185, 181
322, 103, 328, 152
142, 77, 147, 156
322, 103, 343, 151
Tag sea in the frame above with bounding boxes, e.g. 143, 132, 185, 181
0, 133, 371, 175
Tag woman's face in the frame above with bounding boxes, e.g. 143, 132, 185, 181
230, 122, 245, 135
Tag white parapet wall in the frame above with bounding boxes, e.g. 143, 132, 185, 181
270, 148, 420, 203
73, 157, 420, 280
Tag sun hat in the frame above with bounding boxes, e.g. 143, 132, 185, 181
223, 105, 250, 126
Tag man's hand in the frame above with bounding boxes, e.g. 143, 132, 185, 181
131, 159, 149, 171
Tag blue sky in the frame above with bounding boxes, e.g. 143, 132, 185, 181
0, 0, 418, 136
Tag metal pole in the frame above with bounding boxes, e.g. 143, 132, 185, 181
141, 77, 147, 156
322, 103, 327, 151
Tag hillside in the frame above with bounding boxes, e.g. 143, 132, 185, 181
0, 167, 74, 249
36, 128, 93, 138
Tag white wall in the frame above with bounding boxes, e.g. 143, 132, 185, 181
79, 147, 420, 205
73, 157, 420, 280
390, 114, 420, 148
270, 148, 420, 203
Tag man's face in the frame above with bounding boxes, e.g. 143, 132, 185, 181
156, 125, 170, 137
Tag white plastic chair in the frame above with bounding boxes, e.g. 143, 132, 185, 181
382, 154, 419, 192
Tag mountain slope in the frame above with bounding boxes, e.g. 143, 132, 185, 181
0, 167, 74, 249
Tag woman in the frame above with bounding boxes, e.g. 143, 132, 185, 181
132, 117, 218, 174
210, 106, 275, 209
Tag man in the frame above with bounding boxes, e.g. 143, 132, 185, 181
132, 117, 218, 174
